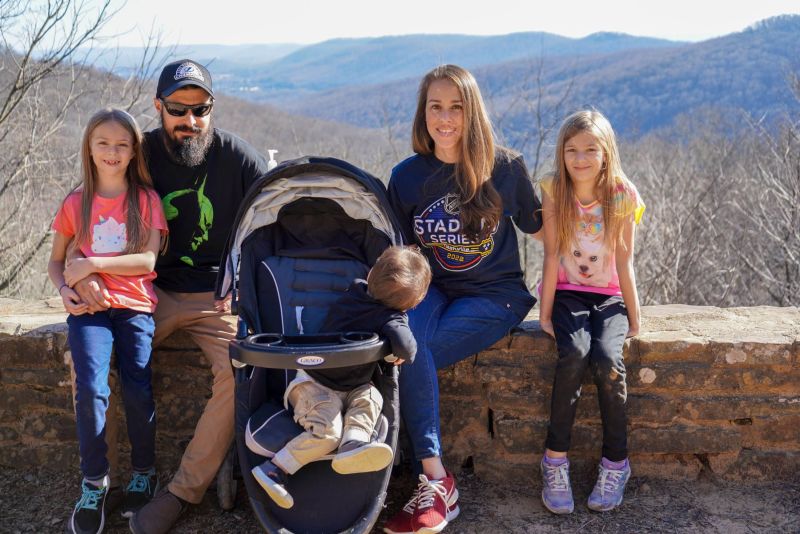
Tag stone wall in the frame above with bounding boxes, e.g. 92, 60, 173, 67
1, 299, 798, 482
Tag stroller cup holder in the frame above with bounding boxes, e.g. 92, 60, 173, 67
230, 331, 391, 369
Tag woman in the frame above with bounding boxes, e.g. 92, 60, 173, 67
385, 64, 542, 534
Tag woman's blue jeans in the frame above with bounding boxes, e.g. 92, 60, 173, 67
399, 284, 524, 464
68, 308, 156, 479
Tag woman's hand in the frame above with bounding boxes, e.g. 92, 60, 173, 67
63, 258, 96, 287
60, 285, 88, 315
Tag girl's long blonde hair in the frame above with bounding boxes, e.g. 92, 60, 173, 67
411, 64, 502, 239
73, 108, 154, 254
551, 110, 630, 255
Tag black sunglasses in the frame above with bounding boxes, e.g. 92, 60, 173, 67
159, 99, 214, 118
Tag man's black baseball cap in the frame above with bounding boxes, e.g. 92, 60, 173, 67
156, 59, 213, 99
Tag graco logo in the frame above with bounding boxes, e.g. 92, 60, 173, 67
297, 356, 325, 366
174, 62, 205, 82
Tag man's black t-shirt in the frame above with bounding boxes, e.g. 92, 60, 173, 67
144, 128, 268, 292
388, 151, 541, 319
309, 280, 415, 391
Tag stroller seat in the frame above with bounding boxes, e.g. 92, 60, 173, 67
258, 255, 368, 337
243, 255, 389, 461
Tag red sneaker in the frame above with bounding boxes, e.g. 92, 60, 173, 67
383, 486, 419, 534
410, 472, 460, 534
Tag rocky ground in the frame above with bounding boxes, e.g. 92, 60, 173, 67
3, 464, 798, 534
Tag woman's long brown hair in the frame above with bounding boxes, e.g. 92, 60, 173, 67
411, 64, 502, 239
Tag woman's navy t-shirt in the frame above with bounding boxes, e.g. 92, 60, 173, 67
388, 151, 542, 319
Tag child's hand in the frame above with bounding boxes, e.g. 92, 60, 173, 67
63, 258, 96, 287
60, 286, 88, 315
626, 320, 640, 338
539, 318, 555, 338
214, 292, 232, 313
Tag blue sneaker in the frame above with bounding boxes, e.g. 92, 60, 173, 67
252, 459, 294, 509
587, 460, 631, 512
69, 476, 108, 534
540, 457, 574, 514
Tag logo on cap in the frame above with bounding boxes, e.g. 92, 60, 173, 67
174, 62, 205, 82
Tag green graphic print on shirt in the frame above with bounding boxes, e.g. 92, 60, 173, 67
161, 174, 213, 267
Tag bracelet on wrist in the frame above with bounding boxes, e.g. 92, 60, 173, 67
58, 283, 68, 294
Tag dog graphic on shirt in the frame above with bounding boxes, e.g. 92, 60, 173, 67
562, 238, 612, 287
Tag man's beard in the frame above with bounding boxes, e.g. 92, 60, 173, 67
160, 117, 213, 167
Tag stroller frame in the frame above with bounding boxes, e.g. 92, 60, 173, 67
216, 157, 405, 534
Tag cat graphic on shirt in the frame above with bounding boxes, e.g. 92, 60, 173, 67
92, 216, 127, 253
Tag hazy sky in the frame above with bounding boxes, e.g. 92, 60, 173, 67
97, 0, 799, 46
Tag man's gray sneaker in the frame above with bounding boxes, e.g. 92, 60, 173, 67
129, 488, 185, 534
587, 460, 631, 512
121, 470, 159, 518
540, 457, 574, 514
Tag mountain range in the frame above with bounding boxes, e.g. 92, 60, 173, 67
95, 15, 800, 141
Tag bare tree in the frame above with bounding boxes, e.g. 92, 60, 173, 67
0, 0, 116, 125
627, 92, 800, 308
485, 55, 574, 293
732, 110, 800, 306
516, 57, 574, 177
0, 0, 163, 296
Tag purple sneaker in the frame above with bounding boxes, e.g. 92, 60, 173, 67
587, 459, 631, 512
540, 457, 574, 514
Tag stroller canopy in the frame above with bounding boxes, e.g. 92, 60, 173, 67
216, 156, 404, 303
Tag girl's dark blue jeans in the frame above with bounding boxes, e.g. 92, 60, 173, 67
68, 308, 156, 479
545, 290, 629, 461
400, 284, 525, 465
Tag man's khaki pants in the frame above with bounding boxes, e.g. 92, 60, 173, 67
69, 288, 236, 504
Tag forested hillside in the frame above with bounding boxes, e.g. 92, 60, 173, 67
104, 32, 680, 101
281, 16, 800, 140
2, 5, 798, 310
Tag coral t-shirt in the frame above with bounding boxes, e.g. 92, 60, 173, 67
52, 188, 168, 313
540, 177, 645, 296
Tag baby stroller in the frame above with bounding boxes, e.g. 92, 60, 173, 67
215, 156, 405, 533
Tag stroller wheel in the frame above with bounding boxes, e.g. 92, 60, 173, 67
217, 445, 237, 511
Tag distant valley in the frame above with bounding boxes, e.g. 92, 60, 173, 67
97, 15, 799, 143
